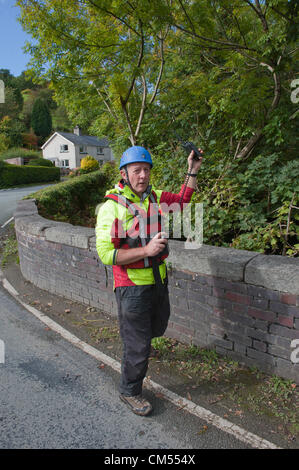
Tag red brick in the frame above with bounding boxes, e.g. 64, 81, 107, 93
277, 315, 294, 328
225, 291, 251, 305
248, 307, 276, 322
280, 293, 297, 305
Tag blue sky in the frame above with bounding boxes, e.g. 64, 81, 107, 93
0, 0, 33, 76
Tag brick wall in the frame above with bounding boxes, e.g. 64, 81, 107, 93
14, 199, 299, 383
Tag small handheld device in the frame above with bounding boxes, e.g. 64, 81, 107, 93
174, 134, 203, 161
180, 141, 202, 160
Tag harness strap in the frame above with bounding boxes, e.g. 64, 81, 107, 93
105, 193, 150, 267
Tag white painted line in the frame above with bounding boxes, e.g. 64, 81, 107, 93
1, 216, 14, 229
3, 278, 19, 297
0, 276, 281, 449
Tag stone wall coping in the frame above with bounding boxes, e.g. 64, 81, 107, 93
14, 199, 299, 294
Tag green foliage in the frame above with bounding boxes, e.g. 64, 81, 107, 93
0, 134, 10, 153
31, 98, 52, 138
28, 162, 118, 226
16, 0, 298, 255
1, 235, 19, 268
0, 147, 41, 161
0, 116, 26, 148
0, 162, 60, 188
27, 158, 54, 167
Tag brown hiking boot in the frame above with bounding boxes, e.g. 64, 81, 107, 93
119, 394, 153, 416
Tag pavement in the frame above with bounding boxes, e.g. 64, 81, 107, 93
0, 222, 298, 450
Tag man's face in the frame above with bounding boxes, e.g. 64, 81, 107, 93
120, 162, 151, 197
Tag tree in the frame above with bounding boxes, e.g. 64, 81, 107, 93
17, 0, 299, 255
17, 0, 168, 147
0, 87, 20, 120
30, 98, 52, 139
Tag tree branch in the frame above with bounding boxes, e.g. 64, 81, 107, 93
120, 96, 136, 145
123, 21, 144, 106
236, 62, 281, 159
177, 0, 196, 35
149, 37, 165, 105
243, 0, 269, 32
86, 0, 141, 37
134, 74, 147, 140
92, 82, 118, 121
173, 23, 257, 52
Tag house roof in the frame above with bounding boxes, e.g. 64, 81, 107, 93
41, 131, 109, 149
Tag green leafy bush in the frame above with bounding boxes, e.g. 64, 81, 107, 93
27, 158, 54, 167
0, 162, 60, 188
188, 153, 299, 257
26, 162, 118, 226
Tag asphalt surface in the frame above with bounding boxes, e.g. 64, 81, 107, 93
0, 284, 250, 450
0, 183, 55, 227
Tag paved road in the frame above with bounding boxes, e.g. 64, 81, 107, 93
0, 183, 55, 227
0, 285, 248, 450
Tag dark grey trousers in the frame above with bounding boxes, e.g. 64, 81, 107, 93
115, 282, 170, 396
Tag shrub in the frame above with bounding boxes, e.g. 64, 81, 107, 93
80, 155, 99, 173
0, 162, 60, 188
26, 162, 118, 226
28, 158, 54, 167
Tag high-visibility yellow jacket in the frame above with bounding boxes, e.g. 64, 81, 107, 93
95, 180, 194, 288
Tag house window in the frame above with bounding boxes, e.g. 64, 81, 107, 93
79, 145, 87, 153
97, 147, 104, 155
60, 144, 69, 152
61, 159, 69, 167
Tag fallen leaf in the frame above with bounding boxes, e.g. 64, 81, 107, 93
155, 393, 164, 399
47, 302, 52, 307
197, 425, 208, 435
64, 309, 71, 313
187, 392, 192, 400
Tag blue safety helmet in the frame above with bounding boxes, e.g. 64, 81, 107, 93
119, 146, 153, 170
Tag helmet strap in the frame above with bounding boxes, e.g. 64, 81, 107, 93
124, 165, 131, 188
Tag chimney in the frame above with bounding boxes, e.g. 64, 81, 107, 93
74, 125, 81, 136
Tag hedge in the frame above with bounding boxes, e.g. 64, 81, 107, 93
24, 162, 118, 224
0, 161, 60, 188
28, 158, 55, 167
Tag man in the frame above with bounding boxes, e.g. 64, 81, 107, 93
95, 145, 203, 416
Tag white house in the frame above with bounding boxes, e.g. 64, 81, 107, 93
41, 126, 113, 169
